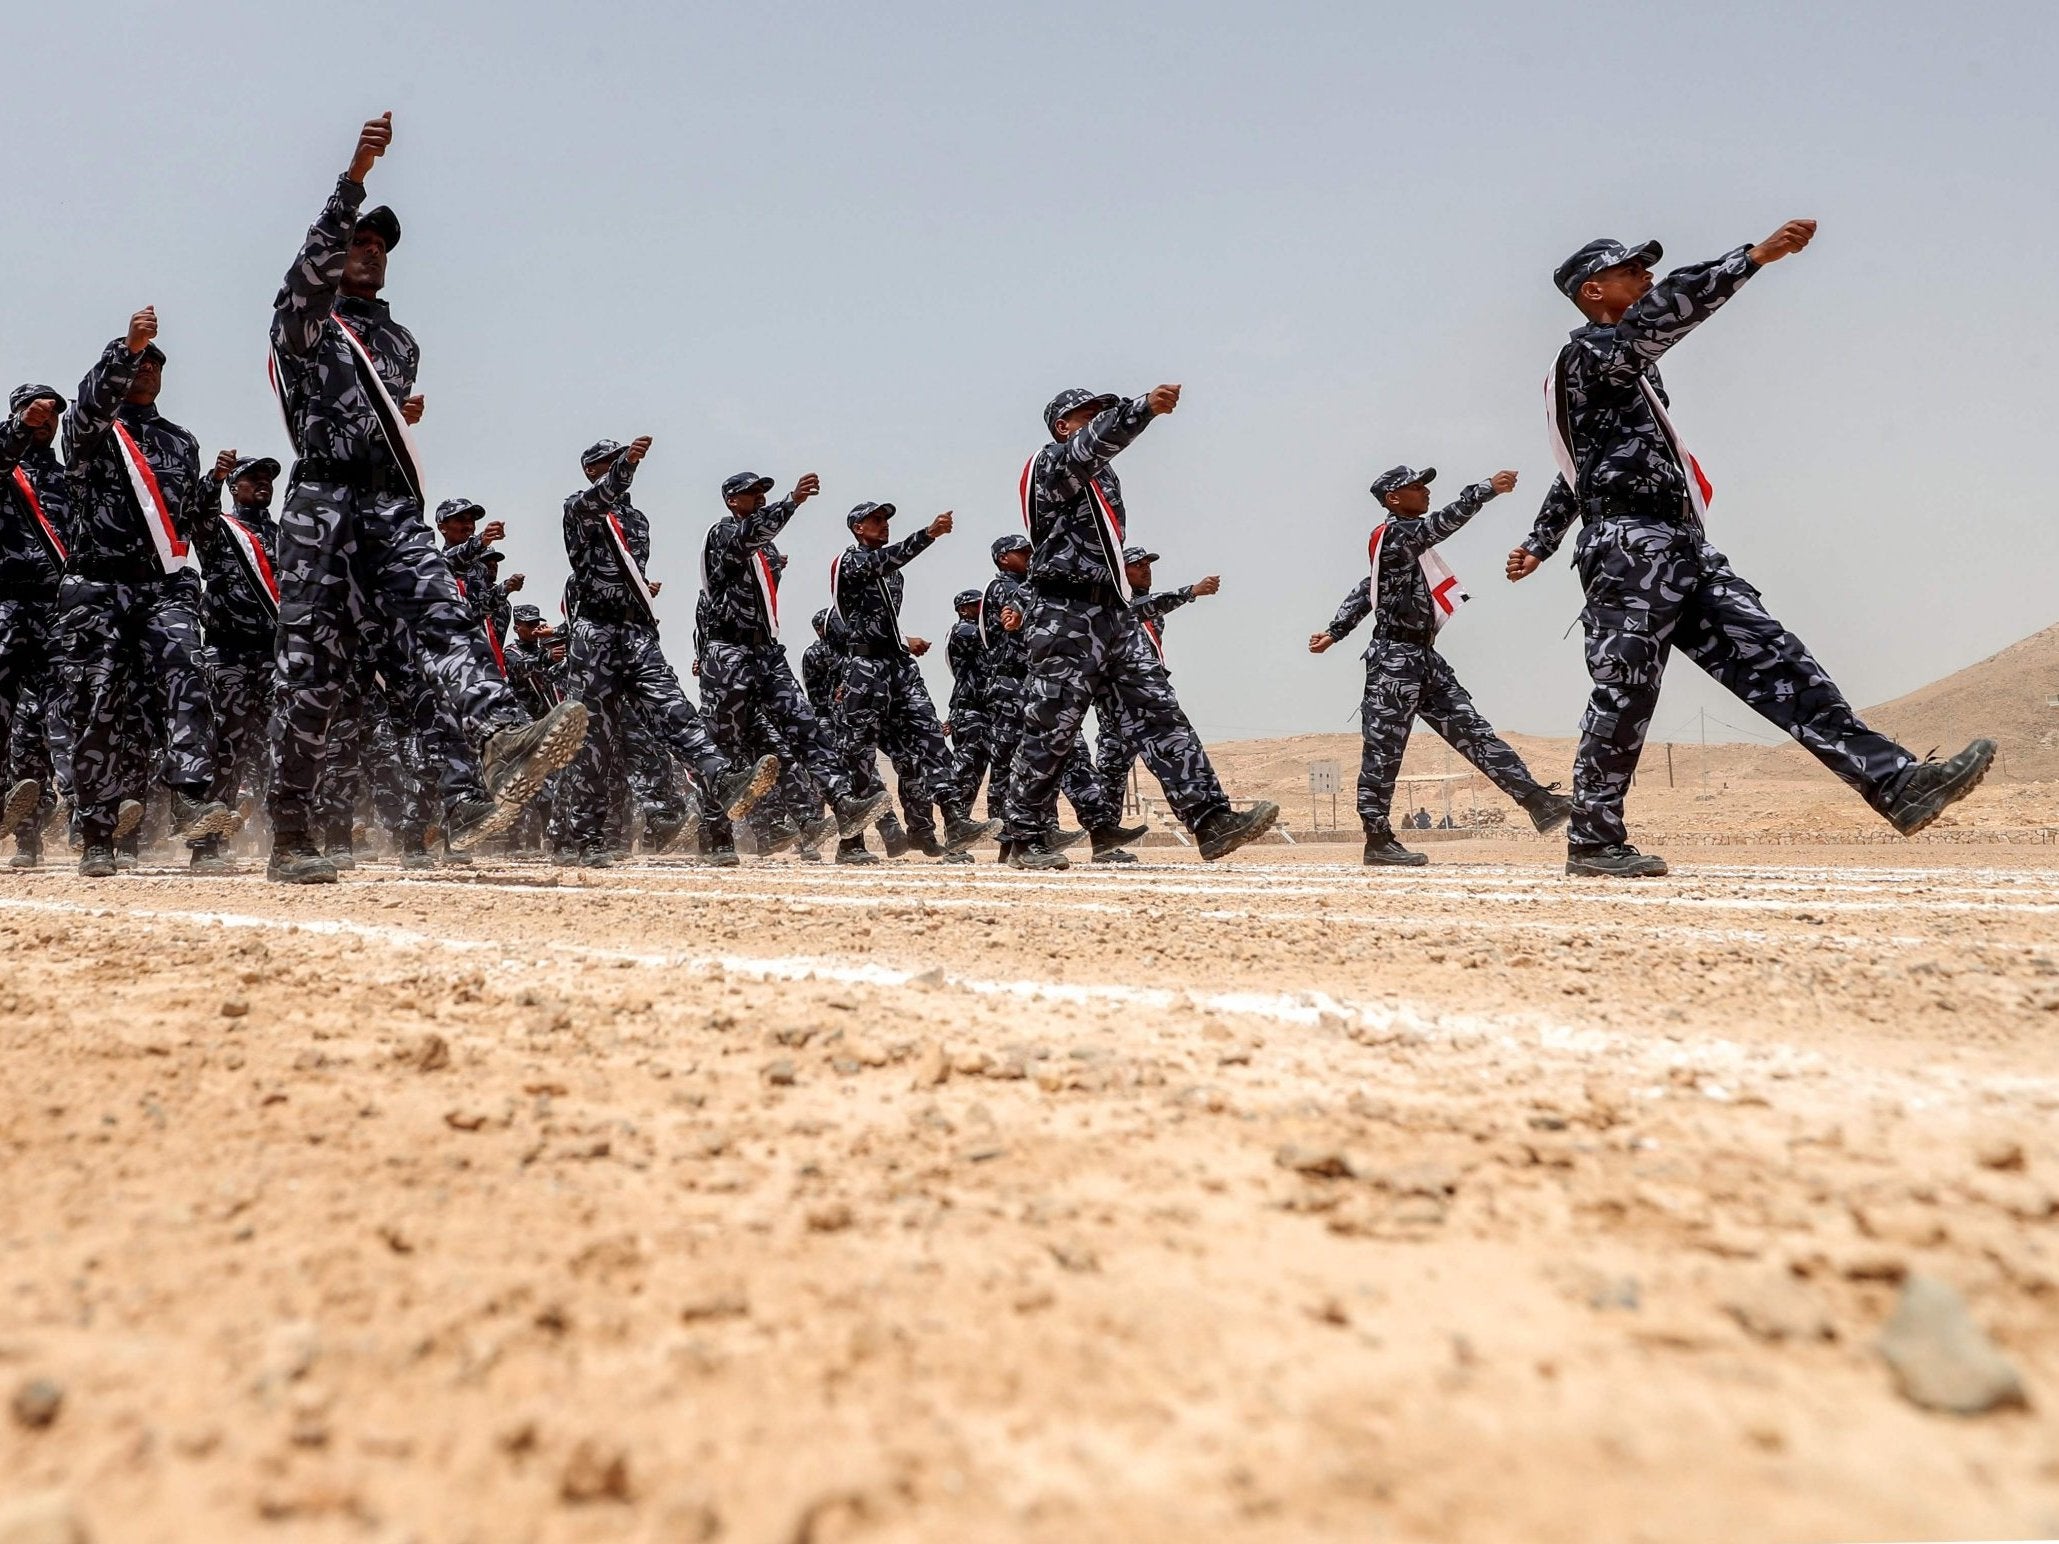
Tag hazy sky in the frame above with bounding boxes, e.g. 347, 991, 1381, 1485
9, 1, 2054, 748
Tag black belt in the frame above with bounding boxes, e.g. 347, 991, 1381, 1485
1030, 575, 1122, 607
702, 628, 775, 650
1373, 625, 1437, 649
68, 559, 162, 585
291, 457, 414, 496
844, 642, 907, 662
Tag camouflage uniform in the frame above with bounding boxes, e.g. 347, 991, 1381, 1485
0, 387, 71, 843
1090, 579, 1200, 811
941, 592, 988, 810
559, 448, 734, 852
267, 175, 527, 838
1325, 470, 1547, 835
189, 459, 281, 810
54, 339, 217, 839
1008, 393, 1229, 842
1525, 240, 1915, 852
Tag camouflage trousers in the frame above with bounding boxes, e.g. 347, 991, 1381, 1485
942, 704, 989, 814
980, 674, 1111, 832
1006, 598, 1226, 842
207, 634, 276, 811
53, 573, 215, 835
1571, 517, 1915, 850
834, 653, 959, 835
700, 640, 853, 805
1356, 641, 1543, 834
561, 616, 727, 848
0, 597, 55, 764
270, 478, 525, 835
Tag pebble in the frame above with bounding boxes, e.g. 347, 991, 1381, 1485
412, 1034, 450, 1073
763, 1060, 797, 1087
560, 1440, 633, 1504
910, 1043, 949, 1089
1721, 1275, 1834, 1344
220, 998, 250, 1019
1878, 1274, 2029, 1415
805, 1202, 854, 1234
1275, 1144, 1351, 1179
10, 1377, 62, 1429
1974, 1136, 2026, 1172
0, 1491, 89, 1544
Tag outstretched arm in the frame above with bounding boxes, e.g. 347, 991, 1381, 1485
272, 117, 391, 357
1050, 385, 1179, 477
1609, 223, 1812, 371
65, 312, 154, 457
1511, 474, 1578, 575
565, 437, 650, 527
1310, 579, 1372, 652
1380, 472, 1515, 557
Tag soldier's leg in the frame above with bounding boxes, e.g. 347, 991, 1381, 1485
52, 576, 129, 841
207, 650, 262, 808
1414, 653, 1547, 805
1092, 701, 1136, 809
833, 657, 893, 800
1099, 628, 1230, 835
0, 599, 41, 756
270, 480, 360, 836
558, 618, 621, 852
1005, 604, 1103, 842
982, 681, 1024, 826
138, 587, 218, 799
1355, 645, 1426, 834
1061, 730, 1120, 832
1673, 572, 1916, 815
619, 625, 729, 789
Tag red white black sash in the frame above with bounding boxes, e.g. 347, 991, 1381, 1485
111, 422, 193, 575
700, 530, 780, 638
1368, 523, 1468, 633
1546, 349, 1713, 524
1020, 452, 1132, 602
604, 511, 659, 621
10, 469, 65, 568
218, 511, 279, 620
453, 576, 508, 675
829, 551, 904, 648
1140, 615, 1165, 662
268, 314, 426, 504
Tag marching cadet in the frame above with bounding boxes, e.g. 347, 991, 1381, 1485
55, 307, 235, 877
189, 450, 284, 871
1511, 222, 1993, 875
940, 587, 988, 860
0, 384, 74, 862
697, 469, 889, 847
504, 603, 565, 716
267, 113, 587, 883
1008, 385, 1276, 870
558, 435, 777, 867
829, 502, 998, 864
1311, 466, 1570, 866
435, 497, 522, 679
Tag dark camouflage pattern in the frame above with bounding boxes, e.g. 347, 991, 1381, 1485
832, 525, 932, 657
1326, 480, 1496, 642
1024, 395, 1153, 590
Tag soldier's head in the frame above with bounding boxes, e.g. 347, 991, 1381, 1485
229, 457, 280, 510
434, 497, 482, 545
581, 440, 624, 484
812, 607, 830, 639
991, 532, 1030, 577
1370, 465, 1435, 519
1044, 388, 1120, 443
126, 345, 166, 407
344, 207, 401, 299
512, 603, 547, 642
1556, 238, 1660, 324
722, 471, 774, 516
846, 501, 894, 550
9, 386, 64, 448
1121, 545, 1159, 593
953, 588, 982, 621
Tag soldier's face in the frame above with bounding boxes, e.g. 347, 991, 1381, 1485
853, 513, 891, 547
1125, 561, 1153, 591
516, 622, 544, 642
1578, 261, 1653, 320
344, 230, 388, 295
231, 473, 273, 507
997, 550, 1029, 576
727, 491, 765, 516
439, 517, 475, 546
956, 603, 979, 621
24, 399, 58, 447
1054, 407, 1097, 441
126, 358, 162, 406
1384, 485, 1432, 518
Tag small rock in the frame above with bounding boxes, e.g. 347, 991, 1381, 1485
678, 1286, 750, 1323
220, 998, 250, 1019
560, 1439, 633, 1504
1048, 1241, 1099, 1274
0, 1490, 89, 1544
1878, 1274, 2029, 1415
805, 1202, 854, 1234
1586, 1275, 1641, 1312
763, 1059, 797, 1087
1974, 1136, 2025, 1173
412, 1033, 450, 1073
443, 1107, 488, 1132
1835, 1248, 1908, 1283
909, 967, 946, 989
10, 1378, 62, 1430
1275, 1144, 1351, 1179
910, 1043, 950, 1089
1721, 1275, 1834, 1344
263, 1321, 320, 1387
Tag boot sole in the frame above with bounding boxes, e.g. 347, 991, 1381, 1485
723, 756, 781, 820
835, 853, 882, 866
1529, 805, 1573, 835
1889, 743, 1996, 837
180, 805, 240, 841
1363, 857, 1430, 868
1564, 859, 1670, 879
943, 818, 1002, 855
1091, 850, 1138, 865
1, 780, 41, 834
1200, 802, 1280, 861
446, 800, 524, 854
488, 702, 591, 811
1050, 828, 1090, 853
267, 868, 340, 886
834, 791, 893, 840
112, 800, 144, 841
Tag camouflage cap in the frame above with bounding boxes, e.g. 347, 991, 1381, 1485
511, 604, 545, 624
229, 456, 281, 484
953, 588, 982, 610
722, 471, 775, 499
1043, 388, 1121, 436
1121, 545, 1160, 566
580, 439, 625, 470
811, 608, 831, 634
845, 500, 895, 530
355, 205, 402, 251
137, 342, 166, 366
1369, 465, 1436, 502
9, 383, 64, 415
990, 533, 1031, 561
1554, 237, 1662, 300
434, 497, 484, 524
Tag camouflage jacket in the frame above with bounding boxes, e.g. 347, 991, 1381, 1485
700, 500, 798, 647
833, 529, 933, 656
441, 534, 508, 624
271, 176, 421, 479
945, 617, 986, 715
562, 454, 651, 621
0, 418, 69, 597
802, 627, 845, 715
1524, 247, 1758, 560
1326, 482, 1497, 645
980, 573, 1032, 678
62, 341, 204, 571
1024, 396, 1155, 592
189, 476, 279, 645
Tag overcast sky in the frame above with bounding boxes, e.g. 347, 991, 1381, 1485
8, 0, 2053, 746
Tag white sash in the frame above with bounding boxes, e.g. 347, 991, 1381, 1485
1368, 522, 1468, 633
1139, 614, 1165, 663
1020, 452, 1131, 602
1545, 349, 1713, 523
218, 511, 279, 619
700, 526, 780, 638
112, 422, 193, 575
604, 510, 659, 621
268, 314, 426, 504
829, 551, 903, 648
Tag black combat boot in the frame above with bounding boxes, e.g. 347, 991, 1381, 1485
876, 812, 910, 858
1007, 835, 1069, 871
188, 835, 236, 875
78, 841, 117, 879
267, 831, 339, 885
836, 835, 880, 866
712, 754, 780, 820
1196, 801, 1280, 861
1, 778, 41, 835
941, 809, 1001, 854
481, 701, 590, 808
831, 790, 890, 840
1884, 739, 1996, 836
1363, 830, 1429, 867
1520, 784, 1574, 834
1565, 843, 1669, 879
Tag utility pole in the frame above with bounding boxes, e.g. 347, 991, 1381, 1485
1665, 743, 1674, 787
1699, 708, 1709, 791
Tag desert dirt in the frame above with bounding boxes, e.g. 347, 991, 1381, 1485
2, 832, 2057, 1542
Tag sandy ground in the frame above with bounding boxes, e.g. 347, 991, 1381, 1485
2, 843, 2057, 1543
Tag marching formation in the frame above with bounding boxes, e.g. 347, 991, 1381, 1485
0, 117, 1998, 886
